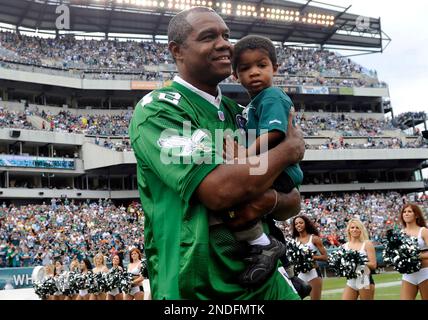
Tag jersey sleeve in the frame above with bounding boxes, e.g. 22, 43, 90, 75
129, 93, 221, 203
257, 95, 292, 135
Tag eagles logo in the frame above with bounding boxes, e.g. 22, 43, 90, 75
157, 129, 211, 157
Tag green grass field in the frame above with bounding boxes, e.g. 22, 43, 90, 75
318, 272, 422, 300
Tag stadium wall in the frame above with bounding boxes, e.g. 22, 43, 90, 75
304, 149, 428, 161
300, 182, 425, 193
0, 128, 85, 145
82, 143, 135, 170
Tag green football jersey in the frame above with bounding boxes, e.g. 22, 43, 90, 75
246, 86, 303, 187
129, 81, 300, 300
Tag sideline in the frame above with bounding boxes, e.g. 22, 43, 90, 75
323, 280, 402, 294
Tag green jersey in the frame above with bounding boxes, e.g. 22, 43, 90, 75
246, 87, 303, 187
129, 79, 299, 300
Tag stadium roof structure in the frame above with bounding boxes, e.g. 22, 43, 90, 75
0, 0, 391, 54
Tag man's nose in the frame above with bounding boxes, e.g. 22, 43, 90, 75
215, 36, 231, 50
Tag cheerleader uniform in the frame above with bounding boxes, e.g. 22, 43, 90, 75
128, 262, 144, 296
296, 235, 322, 282
344, 241, 375, 290
107, 267, 121, 296
53, 272, 64, 296
402, 227, 428, 285
78, 271, 89, 297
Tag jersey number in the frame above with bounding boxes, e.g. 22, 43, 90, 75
158, 92, 181, 106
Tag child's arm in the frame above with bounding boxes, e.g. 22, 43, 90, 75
223, 131, 285, 161
246, 131, 285, 157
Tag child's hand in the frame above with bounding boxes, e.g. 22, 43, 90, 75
223, 135, 246, 162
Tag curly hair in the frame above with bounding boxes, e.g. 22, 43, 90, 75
291, 215, 320, 238
232, 35, 277, 73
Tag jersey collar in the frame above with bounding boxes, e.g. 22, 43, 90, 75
173, 76, 222, 109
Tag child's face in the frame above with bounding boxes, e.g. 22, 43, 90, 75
234, 48, 278, 97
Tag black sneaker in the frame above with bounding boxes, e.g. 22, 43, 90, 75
239, 235, 286, 286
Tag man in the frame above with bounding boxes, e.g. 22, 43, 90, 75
129, 6, 305, 299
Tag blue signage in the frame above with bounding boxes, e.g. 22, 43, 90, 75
0, 267, 35, 290
0, 155, 74, 170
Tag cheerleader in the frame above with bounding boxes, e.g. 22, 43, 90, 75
106, 254, 124, 300
124, 248, 145, 300
400, 204, 428, 300
76, 258, 92, 301
90, 253, 109, 300
342, 219, 377, 300
53, 260, 66, 300
44, 264, 56, 301
292, 215, 327, 300
65, 259, 80, 300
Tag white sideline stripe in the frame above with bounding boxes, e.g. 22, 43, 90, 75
323, 280, 402, 294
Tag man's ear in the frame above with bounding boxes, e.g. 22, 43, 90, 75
168, 41, 183, 63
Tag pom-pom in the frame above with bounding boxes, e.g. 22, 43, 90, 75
285, 238, 315, 274
328, 247, 369, 279
33, 277, 58, 300
382, 229, 421, 274
119, 272, 134, 295
106, 268, 123, 292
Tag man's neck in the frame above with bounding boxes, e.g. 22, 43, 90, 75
174, 75, 223, 109
177, 75, 219, 97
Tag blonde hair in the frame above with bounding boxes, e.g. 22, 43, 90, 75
346, 218, 369, 242
93, 253, 106, 267
44, 264, 55, 276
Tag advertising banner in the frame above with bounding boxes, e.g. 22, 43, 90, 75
301, 86, 329, 95
0, 155, 75, 169
0, 267, 34, 290
283, 86, 300, 94
131, 81, 161, 90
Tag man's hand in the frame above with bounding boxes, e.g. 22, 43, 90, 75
224, 189, 277, 230
283, 107, 305, 165
223, 135, 246, 162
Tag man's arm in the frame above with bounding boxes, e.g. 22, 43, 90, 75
224, 188, 301, 230
196, 109, 304, 211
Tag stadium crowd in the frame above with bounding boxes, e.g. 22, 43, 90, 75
1, 193, 427, 268
36, 109, 132, 136
0, 107, 34, 130
296, 113, 396, 137
0, 199, 144, 268
0, 106, 425, 152
0, 31, 383, 87
306, 136, 426, 150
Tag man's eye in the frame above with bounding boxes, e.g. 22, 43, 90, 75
202, 34, 215, 40
223, 33, 230, 40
